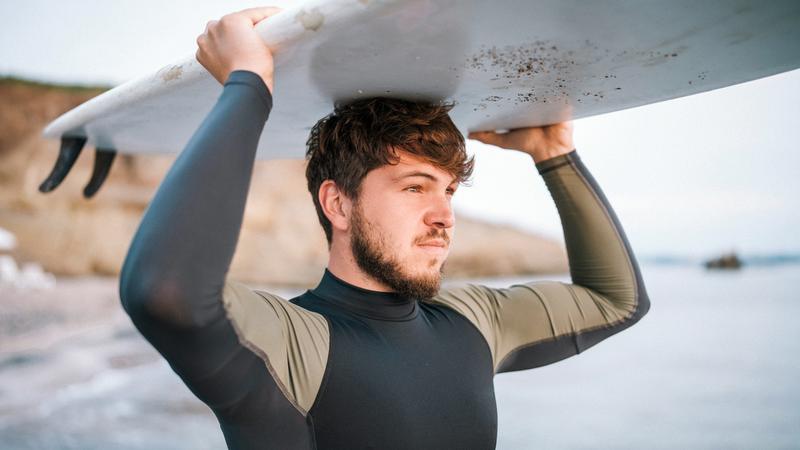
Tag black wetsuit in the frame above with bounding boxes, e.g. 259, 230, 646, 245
119, 70, 650, 449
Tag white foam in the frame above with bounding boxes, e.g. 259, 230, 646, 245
0, 255, 57, 290
0, 226, 16, 251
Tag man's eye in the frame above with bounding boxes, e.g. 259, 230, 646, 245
406, 186, 422, 193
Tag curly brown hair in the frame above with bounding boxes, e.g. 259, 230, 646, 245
305, 97, 475, 246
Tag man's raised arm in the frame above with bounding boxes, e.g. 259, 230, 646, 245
118, 8, 282, 404
118, 12, 330, 445
431, 123, 650, 373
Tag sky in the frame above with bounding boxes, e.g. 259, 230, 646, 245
2, 1, 798, 259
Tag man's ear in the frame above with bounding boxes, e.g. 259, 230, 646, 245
318, 180, 351, 232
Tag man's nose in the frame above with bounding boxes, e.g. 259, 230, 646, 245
426, 195, 455, 229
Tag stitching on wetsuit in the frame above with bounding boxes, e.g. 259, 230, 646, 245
538, 159, 572, 174
305, 312, 335, 417
564, 284, 588, 321
494, 286, 633, 371
220, 292, 310, 417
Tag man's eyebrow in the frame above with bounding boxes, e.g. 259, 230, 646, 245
393, 171, 458, 185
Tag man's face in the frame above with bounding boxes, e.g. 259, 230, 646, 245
348, 150, 458, 300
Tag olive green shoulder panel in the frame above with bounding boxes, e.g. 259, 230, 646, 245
431, 280, 637, 372
222, 279, 330, 415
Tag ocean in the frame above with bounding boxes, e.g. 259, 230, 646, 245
492, 263, 800, 449
1, 263, 798, 449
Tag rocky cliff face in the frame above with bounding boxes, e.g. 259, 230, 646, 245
0, 77, 567, 286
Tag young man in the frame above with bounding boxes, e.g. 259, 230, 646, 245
119, 7, 650, 450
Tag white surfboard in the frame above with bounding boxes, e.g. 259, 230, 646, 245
39, 0, 800, 197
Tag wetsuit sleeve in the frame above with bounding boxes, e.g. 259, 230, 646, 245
118, 70, 329, 418
431, 149, 650, 373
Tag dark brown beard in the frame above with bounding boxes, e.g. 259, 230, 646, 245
349, 201, 445, 300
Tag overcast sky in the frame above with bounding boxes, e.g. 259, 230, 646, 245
2, 1, 798, 258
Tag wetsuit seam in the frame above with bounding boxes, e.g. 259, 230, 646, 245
220, 292, 309, 417
494, 285, 637, 370
495, 308, 630, 368
495, 284, 583, 371
495, 333, 573, 370
537, 159, 572, 174
307, 314, 335, 416
306, 413, 319, 450
564, 284, 588, 321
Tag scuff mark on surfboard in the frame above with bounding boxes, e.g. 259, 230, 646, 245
468, 42, 582, 106
296, 8, 324, 31
159, 64, 184, 83
467, 42, 577, 82
466, 40, 638, 109
639, 46, 686, 67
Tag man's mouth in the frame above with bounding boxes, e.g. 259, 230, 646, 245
418, 240, 447, 248
417, 239, 448, 255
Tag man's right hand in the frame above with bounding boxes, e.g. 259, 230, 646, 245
196, 6, 282, 93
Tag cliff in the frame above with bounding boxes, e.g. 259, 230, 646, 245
0, 77, 567, 286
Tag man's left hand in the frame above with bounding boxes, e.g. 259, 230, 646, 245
468, 121, 574, 164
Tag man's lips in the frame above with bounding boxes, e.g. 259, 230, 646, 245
417, 240, 448, 249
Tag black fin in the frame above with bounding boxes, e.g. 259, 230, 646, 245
83, 148, 117, 198
38, 136, 87, 193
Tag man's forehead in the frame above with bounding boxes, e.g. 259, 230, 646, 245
384, 151, 458, 185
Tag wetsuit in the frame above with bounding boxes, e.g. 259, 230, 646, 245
119, 70, 650, 449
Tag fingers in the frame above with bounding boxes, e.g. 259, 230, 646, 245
195, 7, 280, 89
197, 19, 215, 48
230, 6, 283, 25
468, 131, 508, 148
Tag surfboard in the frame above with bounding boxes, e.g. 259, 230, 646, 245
39, 0, 800, 197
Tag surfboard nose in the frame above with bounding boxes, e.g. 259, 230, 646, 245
38, 136, 117, 198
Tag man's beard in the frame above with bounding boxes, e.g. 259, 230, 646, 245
349, 201, 446, 300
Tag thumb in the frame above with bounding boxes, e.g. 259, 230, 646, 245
468, 130, 509, 148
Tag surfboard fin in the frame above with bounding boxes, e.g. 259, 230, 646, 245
38, 137, 117, 198
38, 136, 87, 193
83, 148, 117, 198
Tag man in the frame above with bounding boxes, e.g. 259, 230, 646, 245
119, 7, 650, 450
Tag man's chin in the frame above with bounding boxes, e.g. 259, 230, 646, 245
400, 264, 445, 298
399, 276, 441, 300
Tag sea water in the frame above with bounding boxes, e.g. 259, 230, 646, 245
493, 264, 800, 449
1, 264, 798, 449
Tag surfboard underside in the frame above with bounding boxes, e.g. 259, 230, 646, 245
40, 0, 800, 196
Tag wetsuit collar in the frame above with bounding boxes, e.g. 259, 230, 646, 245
310, 268, 418, 321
